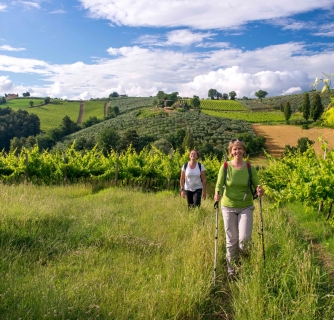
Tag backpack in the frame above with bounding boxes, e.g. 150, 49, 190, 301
222, 161, 258, 200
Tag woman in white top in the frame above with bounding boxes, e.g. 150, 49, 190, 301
180, 150, 207, 208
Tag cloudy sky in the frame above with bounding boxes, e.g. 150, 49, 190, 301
0, 0, 334, 100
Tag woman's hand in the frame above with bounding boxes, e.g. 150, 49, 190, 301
256, 185, 265, 197
214, 193, 221, 202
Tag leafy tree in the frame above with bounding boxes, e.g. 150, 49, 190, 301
0, 108, 40, 151
156, 91, 178, 107
302, 93, 311, 122
152, 138, 173, 155
73, 137, 96, 151
29, 101, 34, 107
190, 95, 200, 109
44, 97, 51, 104
284, 101, 292, 123
208, 89, 217, 100
255, 90, 268, 101
119, 129, 140, 152
106, 105, 120, 119
97, 128, 120, 154
284, 137, 314, 155
157, 91, 166, 100
22, 92, 30, 97
310, 93, 324, 121
82, 116, 102, 128
109, 92, 119, 98
197, 142, 215, 158
61, 116, 80, 135
138, 135, 155, 151
182, 128, 195, 152
0, 96, 6, 104
229, 91, 237, 100
166, 128, 186, 151
36, 134, 55, 151
222, 93, 228, 100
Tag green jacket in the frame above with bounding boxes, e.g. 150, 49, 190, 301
215, 161, 260, 208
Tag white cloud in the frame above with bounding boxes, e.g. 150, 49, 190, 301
49, 10, 66, 14
1, 41, 333, 100
0, 76, 14, 94
0, 45, 26, 52
0, 4, 7, 11
12, 1, 41, 9
79, 0, 334, 29
312, 22, 334, 37
166, 30, 215, 46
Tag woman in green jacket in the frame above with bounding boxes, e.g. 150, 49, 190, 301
214, 139, 264, 278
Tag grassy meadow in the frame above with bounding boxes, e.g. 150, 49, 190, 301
1, 184, 333, 319
203, 110, 304, 123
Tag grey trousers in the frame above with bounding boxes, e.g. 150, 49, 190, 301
222, 205, 255, 275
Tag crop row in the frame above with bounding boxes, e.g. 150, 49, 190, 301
203, 110, 304, 123
66, 110, 255, 147
0, 145, 222, 185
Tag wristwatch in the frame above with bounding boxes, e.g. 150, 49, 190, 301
180, 187, 184, 192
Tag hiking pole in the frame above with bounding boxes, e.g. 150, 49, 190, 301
213, 191, 219, 286
259, 196, 265, 266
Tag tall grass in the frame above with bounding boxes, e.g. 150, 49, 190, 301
0, 184, 333, 319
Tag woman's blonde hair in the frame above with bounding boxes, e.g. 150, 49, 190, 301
228, 139, 246, 157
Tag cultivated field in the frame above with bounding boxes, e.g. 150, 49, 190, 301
253, 125, 334, 156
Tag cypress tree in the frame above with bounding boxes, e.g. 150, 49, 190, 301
302, 93, 311, 122
310, 93, 324, 121
284, 101, 292, 123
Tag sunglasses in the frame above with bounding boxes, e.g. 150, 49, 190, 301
231, 138, 243, 142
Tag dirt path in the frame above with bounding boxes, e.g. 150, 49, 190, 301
104, 102, 109, 118
253, 125, 334, 157
77, 101, 85, 124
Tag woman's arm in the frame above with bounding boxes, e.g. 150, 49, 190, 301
201, 170, 207, 200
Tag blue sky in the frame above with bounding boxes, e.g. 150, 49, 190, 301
0, 0, 334, 100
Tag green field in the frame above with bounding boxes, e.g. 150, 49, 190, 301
0, 184, 333, 319
203, 109, 304, 123
1, 98, 45, 109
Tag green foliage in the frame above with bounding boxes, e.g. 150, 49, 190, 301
0, 108, 40, 151
109, 92, 119, 98
152, 138, 173, 155
284, 137, 315, 155
261, 139, 333, 211
302, 93, 311, 122
97, 128, 120, 155
203, 109, 303, 123
235, 132, 266, 156
190, 95, 200, 109
310, 93, 324, 121
255, 90, 268, 101
284, 101, 292, 122
0, 96, 6, 104
229, 91, 237, 100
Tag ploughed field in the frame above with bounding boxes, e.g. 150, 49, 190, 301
252, 125, 334, 157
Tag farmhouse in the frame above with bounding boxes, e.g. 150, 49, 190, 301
6, 93, 18, 99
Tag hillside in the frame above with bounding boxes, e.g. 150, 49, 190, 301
65, 109, 256, 149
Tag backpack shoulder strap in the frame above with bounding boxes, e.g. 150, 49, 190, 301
246, 162, 258, 200
184, 162, 188, 170
198, 162, 202, 171
223, 161, 228, 186
247, 162, 252, 178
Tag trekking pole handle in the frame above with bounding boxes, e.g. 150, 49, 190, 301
214, 191, 220, 209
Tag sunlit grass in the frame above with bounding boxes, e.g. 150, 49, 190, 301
0, 184, 333, 319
